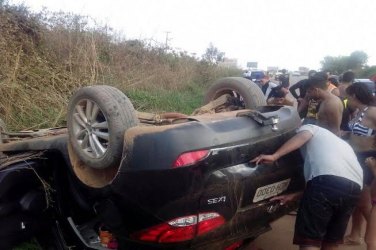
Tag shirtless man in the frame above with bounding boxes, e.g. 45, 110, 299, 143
305, 72, 344, 135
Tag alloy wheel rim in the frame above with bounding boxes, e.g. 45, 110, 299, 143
72, 99, 109, 158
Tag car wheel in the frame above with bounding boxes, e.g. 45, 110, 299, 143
204, 77, 266, 110
67, 85, 139, 170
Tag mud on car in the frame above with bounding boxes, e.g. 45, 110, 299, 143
0, 77, 305, 250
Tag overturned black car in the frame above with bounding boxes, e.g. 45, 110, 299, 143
0, 77, 305, 250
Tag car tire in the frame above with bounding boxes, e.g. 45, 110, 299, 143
204, 77, 266, 110
67, 85, 139, 170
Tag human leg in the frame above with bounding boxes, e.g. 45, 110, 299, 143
294, 189, 326, 250
321, 242, 339, 250
294, 176, 361, 249
293, 178, 334, 248
365, 157, 376, 250
344, 186, 371, 244
344, 207, 365, 245
365, 205, 376, 250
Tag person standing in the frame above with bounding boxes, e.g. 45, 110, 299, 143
364, 156, 376, 250
290, 70, 317, 118
327, 81, 340, 97
339, 71, 356, 131
278, 69, 290, 88
343, 82, 376, 246
304, 72, 344, 135
339, 71, 355, 98
251, 124, 363, 250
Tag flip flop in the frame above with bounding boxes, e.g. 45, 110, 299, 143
343, 235, 363, 245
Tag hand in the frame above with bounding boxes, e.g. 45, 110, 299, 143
250, 154, 277, 165
270, 192, 303, 205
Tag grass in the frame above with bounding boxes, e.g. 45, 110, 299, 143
126, 83, 206, 115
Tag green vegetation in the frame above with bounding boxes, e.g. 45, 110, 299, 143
126, 83, 206, 115
0, 2, 241, 131
321, 50, 376, 77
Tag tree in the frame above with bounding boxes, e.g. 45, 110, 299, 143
202, 43, 225, 65
348, 51, 368, 71
320, 51, 368, 75
320, 56, 348, 75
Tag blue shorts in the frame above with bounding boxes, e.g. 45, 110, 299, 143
293, 175, 361, 247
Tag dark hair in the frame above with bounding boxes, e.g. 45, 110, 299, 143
342, 71, 355, 83
346, 82, 373, 105
317, 71, 328, 80
328, 76, 339, 86
270, 85, 286, 98
308, 70, 317, 78
306, 71, 328, 90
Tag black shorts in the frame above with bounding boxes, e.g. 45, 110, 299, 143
293, 175, 361, 247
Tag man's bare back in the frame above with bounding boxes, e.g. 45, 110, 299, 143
317, 94, 343, 135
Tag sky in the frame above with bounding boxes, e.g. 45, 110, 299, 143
9, 0, 376, 71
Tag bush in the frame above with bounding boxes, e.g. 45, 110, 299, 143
0, 3, 242, 130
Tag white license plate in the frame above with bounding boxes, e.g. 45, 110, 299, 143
253, 179, 291, 203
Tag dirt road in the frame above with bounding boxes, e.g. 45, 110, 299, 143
253, 213, 366, 250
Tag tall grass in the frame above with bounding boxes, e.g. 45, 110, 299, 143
0, 3, 242, 131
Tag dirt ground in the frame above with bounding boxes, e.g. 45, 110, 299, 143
252, 214, 366, 250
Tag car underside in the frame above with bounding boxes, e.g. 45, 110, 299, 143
0, 77, 305, 250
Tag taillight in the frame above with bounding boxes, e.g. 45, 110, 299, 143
131, 212, 225, 243
225, 240, 244, 250
172, 150, 209, 168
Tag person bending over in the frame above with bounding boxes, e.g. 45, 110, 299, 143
252, 124, 363, 250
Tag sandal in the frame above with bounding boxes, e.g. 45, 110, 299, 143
343, 235, 363, 245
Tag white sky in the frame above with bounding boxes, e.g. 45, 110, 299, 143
9, 0, 376, 71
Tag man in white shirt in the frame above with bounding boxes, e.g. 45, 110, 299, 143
252, 124, 363, 250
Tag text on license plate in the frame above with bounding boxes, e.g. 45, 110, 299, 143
253, 179, 291, 203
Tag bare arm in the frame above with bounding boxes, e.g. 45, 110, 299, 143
251, 130, 312, 165
289, 81, 301, 99
297, 96, 309, 114
366, 107, 376, 127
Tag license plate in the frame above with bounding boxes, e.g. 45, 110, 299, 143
253, 179, 291, 203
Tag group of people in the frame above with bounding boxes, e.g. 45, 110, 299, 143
258, 71, 293, 106
253, 70, 376, 250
